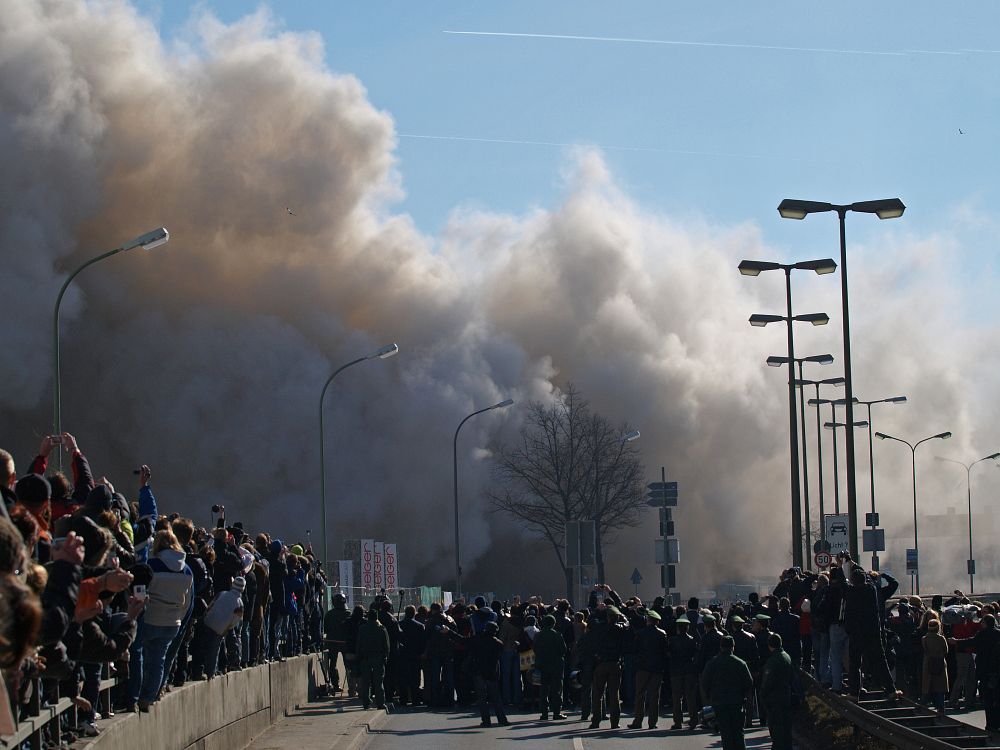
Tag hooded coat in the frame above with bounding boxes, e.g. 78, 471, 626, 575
205, 576, 246, 635
145, 549, 193, 628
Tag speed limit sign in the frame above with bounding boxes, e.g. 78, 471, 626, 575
814, 551, 832, 569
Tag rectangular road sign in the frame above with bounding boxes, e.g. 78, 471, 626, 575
661, 564, 676, 589
566, 520, 596, 567
906, 548, 918, 574
655, 538, 680, 565
647, 481, 679, 507
823, 514, 850, 555
862, 528, 885, 552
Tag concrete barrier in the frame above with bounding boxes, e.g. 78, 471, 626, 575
86, 655, 325, 750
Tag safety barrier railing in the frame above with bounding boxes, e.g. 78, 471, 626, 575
1, 662, 119, 750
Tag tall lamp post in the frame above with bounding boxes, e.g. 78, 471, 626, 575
740, 258, 835, 568
318, 343, 399, 568
875, 430, 952, 594
766, 354, 834, 559
840, 396, 907, 570
53, 227, 170, 468
796, 377, 845, 548
823, 416, 867, 514
935, 453, 999, 594
779, 197, 905, 560
454, 398, 514, 598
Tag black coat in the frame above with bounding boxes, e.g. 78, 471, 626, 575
399, 617, 427, 658
667, 632, 699, 675
468, 633, 503, 680
733, 628, 760, 673
634, 624, 668, 673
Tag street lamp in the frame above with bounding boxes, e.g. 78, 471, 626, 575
838, 395, 907, 570
53, 227, 170, 468
767, 354, 834, 559
741, 258, 834, 568
875, 430, 952, 594
779, 197, 905, 560
797, 377, 845, 548
454, 398, 514, 598
318, 342, 399, 568
935, 453, 1000, 594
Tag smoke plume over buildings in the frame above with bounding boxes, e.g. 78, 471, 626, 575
2, 0, 997, 596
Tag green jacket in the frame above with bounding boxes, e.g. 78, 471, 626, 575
357, 619, 390, 660
700, 652, 753, 707
761, 647, 793, 705
532, 627, 567, 674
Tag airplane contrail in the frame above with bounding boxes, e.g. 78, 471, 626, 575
443, 30, 972, 57
397, 133, 834, 163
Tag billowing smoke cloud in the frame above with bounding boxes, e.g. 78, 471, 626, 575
3, 0, 997, 597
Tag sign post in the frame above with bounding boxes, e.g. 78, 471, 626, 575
648, 466, 680, 601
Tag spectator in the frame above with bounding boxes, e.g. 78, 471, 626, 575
701, 635, 754, 750
533, 614, 566, 721
468, 621, 508, 727
202, 576, 246, 679
357, 608, 389, 710
922, 618, 949, 714
132, 529, 193, 711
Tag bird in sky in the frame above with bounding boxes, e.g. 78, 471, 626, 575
286, 206, 297, 216
959, 128, 964, 135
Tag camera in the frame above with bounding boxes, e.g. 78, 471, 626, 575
50, 435, 63, 444
212, 504, 225, 514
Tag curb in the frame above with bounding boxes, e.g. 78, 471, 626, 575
340, 707, 392, 750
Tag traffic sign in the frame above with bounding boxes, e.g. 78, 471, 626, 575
661, 565, 676, 589
823, 514, 850, 556
862, 528, 886, 552
906, 548, 918, 574
630, 568, 643, 585
655, 538, 680, 564
646, 481, 679, 507
814, 551, 832, 569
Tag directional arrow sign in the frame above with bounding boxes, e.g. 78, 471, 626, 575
630, 568, 643, 585
646, 481, 679, 507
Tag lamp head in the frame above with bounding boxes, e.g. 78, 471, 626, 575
492, 398, 514, 410
368, 343, 399, 360
886, 396, 908, 404
777, 199, 834, 220
809, 398, 831, 406
935, 431, 953, 441
793, 258, 838, 275
622, 429, 641, 443
749, 314, 783, 327
766, 356, 787, 367
125, 227, 169, 252
987, 452, 1000, 461
821, 377, 846, 387
875, 432, 889, 440
795, 312, 830, 326
805, 354, 835, 365
851, 198, 906, 220
738, 260, 782, 276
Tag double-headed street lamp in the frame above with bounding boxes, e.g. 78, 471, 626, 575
318, 343, 399, 568
875, 430, 952, 594
767, 354, 834, 560
741, 258, 835, 568
935, 453, 1000, 594
796, 377, 845, 547
838, 395, 907, 570
53, 227, 170, 469
454, 398, 514, 598
779, 198, 905, 560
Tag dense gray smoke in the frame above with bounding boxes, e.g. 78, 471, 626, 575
2, 1, 996, 597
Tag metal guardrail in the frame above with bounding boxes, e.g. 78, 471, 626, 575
1, 664, 119, 750
802, 671, 1000, 750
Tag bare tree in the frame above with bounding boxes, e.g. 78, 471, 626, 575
487, 385, 646, 596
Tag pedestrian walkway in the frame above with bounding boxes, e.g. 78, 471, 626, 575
244, 698, 388, 750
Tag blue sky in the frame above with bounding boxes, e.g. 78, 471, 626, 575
139, 1, 1000, 267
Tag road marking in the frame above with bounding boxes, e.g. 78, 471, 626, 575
573, 738, 585, 750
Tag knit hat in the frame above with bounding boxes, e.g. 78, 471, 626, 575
15, 474, 50, 507
290, 544, 304, 556
232, 576, 246, 592
269, 539, 283, 555
541, 614, 556, 628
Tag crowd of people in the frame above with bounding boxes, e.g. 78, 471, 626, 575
6, 434, 1000, 750
1, 434, 328, 745
324, 554, 1000, 750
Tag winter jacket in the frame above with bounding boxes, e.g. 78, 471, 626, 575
400, 617, 427, 658
133, 485, 158, 563
357, 618, 390, 660
77, 612, 137, 663
468, 632, 504, 680
324, 603, 351, 644
634, 623, 668, 674
145, 549, 193, 628
533, 625, 567, 675
204, 577, 246, 635
701, 652, 753, 707
761, 647, 793, 706
667, 632, 699, 675
922, 632, 949, 695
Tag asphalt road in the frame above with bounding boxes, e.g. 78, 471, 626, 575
361, 706, 774, 750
